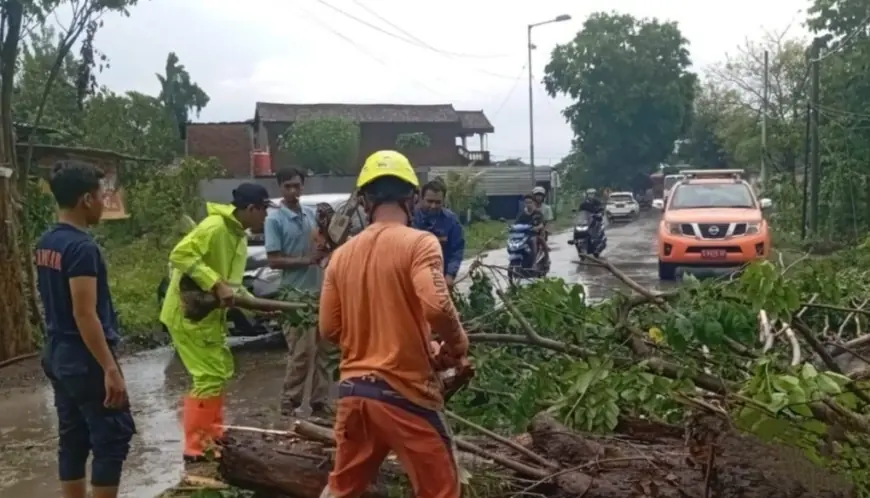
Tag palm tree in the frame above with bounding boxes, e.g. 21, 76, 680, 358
157, 52, 209, 140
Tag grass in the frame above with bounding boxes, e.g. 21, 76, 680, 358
104, 238, 169, 346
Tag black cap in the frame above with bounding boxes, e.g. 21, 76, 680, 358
231, 183, 276, 209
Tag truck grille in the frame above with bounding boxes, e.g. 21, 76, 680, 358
698, 223, 729, 239
680, 224, 696, 236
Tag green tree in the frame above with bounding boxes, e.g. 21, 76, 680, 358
0, 0, 144, 361
80, 90, 177, 163
279, 117, 361, 174
705, 29, 808, 177
395, 131, 431, 150
14, 25, 81, 132
673, 83, 731, 168
543, 12, 696, 188
157, 52, 210, 140
804, 0, 870, 239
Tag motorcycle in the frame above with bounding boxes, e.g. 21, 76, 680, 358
568, 211, 607, 258
506, 223, 550, 285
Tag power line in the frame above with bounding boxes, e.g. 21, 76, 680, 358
349, 0, 511, 59
491, 65, 526, 119
313, 0, 519, 81
810, 12, 870, 63
294, 4, 448, 98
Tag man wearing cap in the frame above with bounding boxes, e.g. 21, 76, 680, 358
160, 183, 275, 464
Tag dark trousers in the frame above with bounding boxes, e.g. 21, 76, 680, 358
42, 339, 136, 486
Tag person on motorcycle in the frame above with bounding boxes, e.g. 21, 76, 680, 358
318, 150, 469, 498
579, 188, 604, 214
516, 194, 547, 262
578, 188, 605, 234
531, 186, 553, 224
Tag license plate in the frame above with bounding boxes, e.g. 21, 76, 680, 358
616, 203, 625, 208
700, 249, 727, 259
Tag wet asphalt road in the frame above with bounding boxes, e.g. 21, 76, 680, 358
0, 213, 663, 498
456, 211, 671, 299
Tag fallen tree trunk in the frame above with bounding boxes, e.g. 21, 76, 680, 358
528, 412, 855, 498
218, 428, 396, 497
218, 423, 508, 498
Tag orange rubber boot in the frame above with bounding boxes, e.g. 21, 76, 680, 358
183, 395, 223, 461
211, 394, 225, 440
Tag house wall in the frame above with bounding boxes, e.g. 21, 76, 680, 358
264, 121, 462, 170
186, 123, 254, 178
198, 171, 433, 205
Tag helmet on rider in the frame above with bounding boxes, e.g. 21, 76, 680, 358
585, 188, 596, 198
356, 150, 420, 223
532, 186, 546, 195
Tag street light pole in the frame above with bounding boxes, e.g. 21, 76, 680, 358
527, 24, 535, 186
527, 14, 572, 190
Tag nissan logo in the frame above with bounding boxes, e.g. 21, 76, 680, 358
708, 225, 720, 235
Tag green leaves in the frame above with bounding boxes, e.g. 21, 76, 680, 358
395, 132, 431, 151
543, 12, 696, 187
279, 118, 361, 175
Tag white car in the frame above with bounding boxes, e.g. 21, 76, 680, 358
605, 192, 640, 221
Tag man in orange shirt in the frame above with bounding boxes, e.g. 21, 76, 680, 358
318, 150, 470, 498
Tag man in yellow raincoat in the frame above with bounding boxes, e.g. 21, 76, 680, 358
160, 184, 275, 462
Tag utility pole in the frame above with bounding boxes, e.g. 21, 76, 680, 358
526, 14, 571, 190
760, 50, 769, 188
800, 100, 810, 240
808, 42, 821, 235
527, 24, 535, 187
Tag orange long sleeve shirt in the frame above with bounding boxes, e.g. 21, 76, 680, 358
318, 221, 469, 410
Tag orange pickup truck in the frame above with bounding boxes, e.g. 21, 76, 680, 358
652, 169, 772, 280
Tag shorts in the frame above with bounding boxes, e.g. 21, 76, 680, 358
42, 339, 136, 486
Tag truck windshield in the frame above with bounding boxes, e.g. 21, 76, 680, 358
664, 175, 685, 192
670, 184, 756, 209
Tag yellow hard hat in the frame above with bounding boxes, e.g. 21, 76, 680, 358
356, 150, 419, 189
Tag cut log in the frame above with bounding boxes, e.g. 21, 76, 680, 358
218, 429, 397, 498
218, 423, 508, 498
528, 412, 855, 498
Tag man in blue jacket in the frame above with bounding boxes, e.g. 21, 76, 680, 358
413, 179, 465, 286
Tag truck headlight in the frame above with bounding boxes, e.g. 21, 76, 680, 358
664, 222, 683, 235
746, 222, 761, 235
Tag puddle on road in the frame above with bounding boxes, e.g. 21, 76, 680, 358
0, 347, 288, 498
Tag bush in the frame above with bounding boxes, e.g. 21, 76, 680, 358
105, 238, 168, 345
124, 157, 224, 249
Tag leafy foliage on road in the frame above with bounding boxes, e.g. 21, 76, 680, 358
446, 248, 870, 494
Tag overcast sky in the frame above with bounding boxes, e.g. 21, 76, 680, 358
87, 0, 809, 165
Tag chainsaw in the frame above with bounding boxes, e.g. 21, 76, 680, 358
313, 191, 361, 268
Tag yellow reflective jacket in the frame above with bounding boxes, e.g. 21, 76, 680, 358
159, 203, 249, 336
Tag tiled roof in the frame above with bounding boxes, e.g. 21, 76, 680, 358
186, 123, 252, 177
457, 110, 494, 133
255, 102, 460, 123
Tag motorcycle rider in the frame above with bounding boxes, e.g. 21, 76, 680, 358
515, 194, 547, 264
579, 188, 604, 215
531, 186, 553, 225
